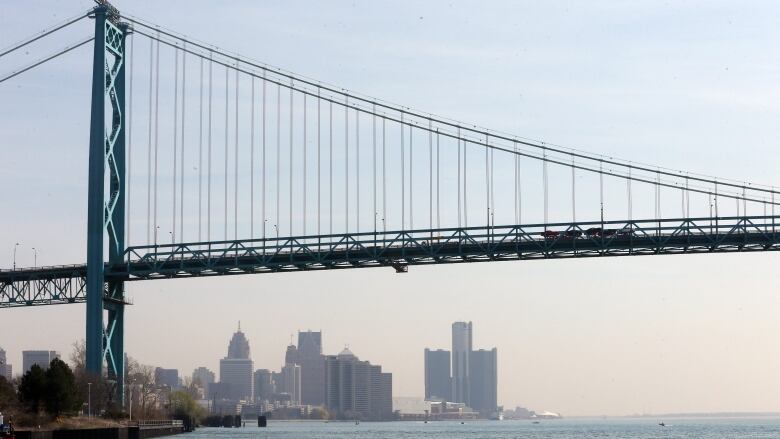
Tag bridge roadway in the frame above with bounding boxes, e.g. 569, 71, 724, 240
2, 215, 778, 307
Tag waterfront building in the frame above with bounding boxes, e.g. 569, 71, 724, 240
451, 321, 472, 403
219, 324, 254, 402
254, 369, 275, 402
192, 367, 215, 393
324, 347, 393, 420
468, 348, 498, 416
424, 348, 451, 401
22, 350, 60, 374
297, 330, 325, 406
155, 367, 180, 388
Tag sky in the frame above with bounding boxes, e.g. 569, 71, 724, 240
2, 1, 780, 416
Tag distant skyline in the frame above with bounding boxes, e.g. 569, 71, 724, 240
3, 0, 780, 416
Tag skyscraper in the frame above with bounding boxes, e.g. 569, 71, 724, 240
324, 348, 393, 420
424, 348, 451, 401
469, 348, 498, 416
155, 367, 180, 388
281, 363, 302, 405
451, 321, 472, 403
254, 369, 275, 402
0, 348, 11, 380
219, 324, 254, 402
192, 367, 215, 393
22, 350, 60, 374
297, 330, 325, 406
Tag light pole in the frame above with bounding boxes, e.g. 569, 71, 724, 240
32, 247, 37, 268
128, 381, 134, 421
13, 243, 19, 270
87, 382, 92, 418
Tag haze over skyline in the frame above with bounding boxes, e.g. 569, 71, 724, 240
2, 1, 780, 416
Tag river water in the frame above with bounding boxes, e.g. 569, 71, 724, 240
178, 417, 780, 438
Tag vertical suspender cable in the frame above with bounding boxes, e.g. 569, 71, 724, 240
485, 134, 489, 228
401, 113, 405, 230
599, 160, 604, 225
382, 117, 387, 233
153, 36, 160, 245
198, 57, 203, 241
146, 37, 153, 244
250, 76, 255, 238
172, 47, 179, 244
513, 141, 518, 225
289, 82, 294, 236
318, 90, 322, 236
180, 42, 187, 242
490, 135, 495, 228
543, 149, 548, 225
436, 129, 440, 229
345, 97, 349, 234
627, 165, 633, 222
127, 33, 134, 247
303, 94, 307, 235
457, 128, 461, 228
274, 82, 285, 240
262, 73, 267, 240
429, 120, 433, 231
571, 157, 575, 223
224, 66, 229, 240
409, 122, 413, 230
518, 144, 522, 225
356, 109, 360, 232
373, 106, 377, 234
685, 176, 690, 218
207, 52, 213, 241
464, 135, 468, 228
329, 101, 333, 235
234, 66, 239, 240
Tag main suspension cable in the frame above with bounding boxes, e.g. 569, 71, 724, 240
0, 11, 89, 59
0, 36, 93, 84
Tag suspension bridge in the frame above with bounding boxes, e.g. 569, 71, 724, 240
1, 1, 778, 404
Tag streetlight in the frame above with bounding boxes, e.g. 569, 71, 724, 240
32, 247, 37, 268
13, 243, 19, 270
87, 382, 92, 418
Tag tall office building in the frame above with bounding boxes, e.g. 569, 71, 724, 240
468, 348, 498, 416
324, 348, 393, 420
281, 364, 302, 405
424, 348, 451, 401
219, 324, 254, 402
0, 348, 11, 380
297, 330, 325, 406
451, 321, 472, 403
22, 350, 60, 374
254, 369, 275, 402
192, 367, 215, 393
155, 368, 180, 388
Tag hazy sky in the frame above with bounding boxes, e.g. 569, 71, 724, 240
2, 1, 780, 416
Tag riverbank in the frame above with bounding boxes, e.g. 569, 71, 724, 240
13, 420, 184, 439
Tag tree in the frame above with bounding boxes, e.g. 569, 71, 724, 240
44, 358, 79, 416
18, 365, 46, 414
0, 375, 17, 412
169, 390, 205, 426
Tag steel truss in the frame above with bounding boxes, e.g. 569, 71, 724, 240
2, 215, 777, 307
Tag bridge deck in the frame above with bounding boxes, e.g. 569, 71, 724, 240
2, 216, 778, 307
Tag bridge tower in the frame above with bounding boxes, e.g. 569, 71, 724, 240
86, 1, 128, 405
